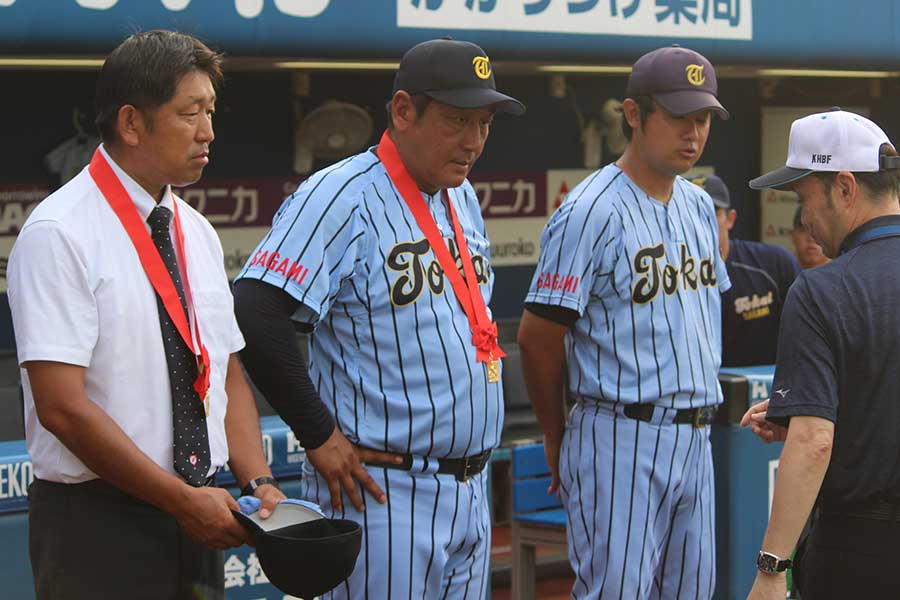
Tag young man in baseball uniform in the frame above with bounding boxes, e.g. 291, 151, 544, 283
518, 45, 730, 599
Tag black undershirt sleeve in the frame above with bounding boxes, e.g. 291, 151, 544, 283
523, 302, 580, 327
232, 278, 335, 450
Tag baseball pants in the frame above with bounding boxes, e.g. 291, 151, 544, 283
560, 402, 716, 600
301, 460, 491, 600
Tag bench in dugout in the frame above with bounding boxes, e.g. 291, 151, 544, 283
510, 442, 569, 600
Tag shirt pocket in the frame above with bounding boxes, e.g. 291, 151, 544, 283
192, 289, 238, 369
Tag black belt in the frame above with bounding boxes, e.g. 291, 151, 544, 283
368, 450, 492, 482
820, 501, 900, 522
623, 404, 717, 428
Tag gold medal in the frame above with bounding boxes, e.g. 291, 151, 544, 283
487, 359, 500, 383
204, 391, 210, 417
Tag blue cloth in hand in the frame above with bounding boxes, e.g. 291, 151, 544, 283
237, 495, 326, 517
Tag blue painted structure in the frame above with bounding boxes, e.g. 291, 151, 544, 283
713, 365, 783, 600
0, 1, 897, 67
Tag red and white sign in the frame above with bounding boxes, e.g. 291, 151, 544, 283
469, 171, 548, 266
175, 177, 302, 279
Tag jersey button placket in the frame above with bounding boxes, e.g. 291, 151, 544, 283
667, 198, 682, 242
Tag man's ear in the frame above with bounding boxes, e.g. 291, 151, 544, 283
834, 171, 858, 211
390, 91, 417, 133
726, 208, 737, 231
115, 105, 145, 147
621, 98, 642, 131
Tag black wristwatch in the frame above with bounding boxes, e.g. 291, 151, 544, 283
757, 551, 792, 574
240, 476, 280, 497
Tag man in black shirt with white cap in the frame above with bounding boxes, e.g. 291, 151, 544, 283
741, 109, 900, 599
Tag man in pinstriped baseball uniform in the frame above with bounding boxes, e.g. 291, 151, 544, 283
232, 38, 524, 599
518, 45, 730, 599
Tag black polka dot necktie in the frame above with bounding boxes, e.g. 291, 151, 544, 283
147, 205, 211, 487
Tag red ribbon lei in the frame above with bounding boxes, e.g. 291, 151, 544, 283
376, 130, 504, 366
88, 148, 210, 402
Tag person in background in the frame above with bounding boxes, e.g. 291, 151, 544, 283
791, 205, 830, 269
696, 174, 801, 366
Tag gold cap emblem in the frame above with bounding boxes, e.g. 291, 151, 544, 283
685, 64, 706, 86
473, 56, 491, 80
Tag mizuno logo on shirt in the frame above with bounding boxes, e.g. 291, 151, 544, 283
774, 388, 790, 398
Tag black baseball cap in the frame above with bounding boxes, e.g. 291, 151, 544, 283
691, 174, 731, 209
393, 38, 525, 116
232, 503, 362, 598
626, 45, 729, 120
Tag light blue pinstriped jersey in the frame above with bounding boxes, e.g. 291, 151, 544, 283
525, 164, 731, 409
235, 148, 503, 458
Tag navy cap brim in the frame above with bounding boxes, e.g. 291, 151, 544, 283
424, 87, 526, 116
653, 90, 730, 120
748, 166, 814, 191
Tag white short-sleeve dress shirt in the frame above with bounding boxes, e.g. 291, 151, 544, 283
8, 145, 244, 483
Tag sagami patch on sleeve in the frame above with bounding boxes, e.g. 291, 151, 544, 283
534, 271, 580, 293
247, 249, 310, 285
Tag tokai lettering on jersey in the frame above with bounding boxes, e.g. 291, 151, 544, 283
734, 291, 774, 320
245, 249, 310, 285
631, 242, 717, 304
387, 236, 489, 306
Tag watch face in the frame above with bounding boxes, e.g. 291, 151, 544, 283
757, 552, 778, 573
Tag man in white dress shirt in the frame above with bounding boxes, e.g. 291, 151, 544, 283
7, 30, 283, 599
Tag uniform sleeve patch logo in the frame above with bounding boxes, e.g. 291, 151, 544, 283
247, 249, 310, 286
473, 56, 492, 80
685, 64, 706, 86
534, 271, 580, 293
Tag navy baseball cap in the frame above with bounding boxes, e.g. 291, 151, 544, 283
691, 174, 731, 209
626, 45, 729, 120
393, 38, 525, 116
